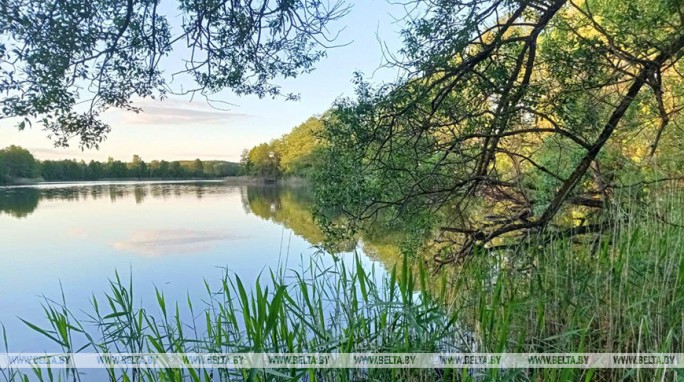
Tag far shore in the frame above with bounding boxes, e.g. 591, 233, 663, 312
1, 176, 309, 187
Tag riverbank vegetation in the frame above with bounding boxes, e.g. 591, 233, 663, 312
0, 146, 240, 184
240, 118, 325, 180
1, 0, 684, 380
244, 0, 684, 265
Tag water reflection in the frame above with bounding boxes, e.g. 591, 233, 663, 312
1, 182, 408, 263
241, 185, 325, 245
0, 188, 39, 218
240, 185, 415, 266
0, 181, 233, 219
0, 181, 449, 353
1, 181, 386, 352
113, 229, 248, 256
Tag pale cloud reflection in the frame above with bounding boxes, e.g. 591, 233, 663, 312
113, 229, 247, 256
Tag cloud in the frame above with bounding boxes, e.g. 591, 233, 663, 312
166, 151, 242, 161
106, 98, 252, 126
113, 229, 247, 256
27, 147, 92, 160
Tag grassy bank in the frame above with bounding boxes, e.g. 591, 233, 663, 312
1, 190, 682, 381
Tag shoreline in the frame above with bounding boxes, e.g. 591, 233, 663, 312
1, 176, 309, 187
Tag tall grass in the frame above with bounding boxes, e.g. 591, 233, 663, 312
2, 187, 683, 381
2, 254, 467, 382
436, 184, 684, 381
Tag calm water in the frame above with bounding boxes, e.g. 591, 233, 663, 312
0, 181, 386, 352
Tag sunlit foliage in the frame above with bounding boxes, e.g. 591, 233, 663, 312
315, 0, 684, 262
242, 117, 324, 179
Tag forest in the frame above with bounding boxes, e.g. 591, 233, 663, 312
240, 117, 324, 180
0, 145, 241, 183
1, 0, 683, 380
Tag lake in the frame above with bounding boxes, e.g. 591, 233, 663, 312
0, 181, 387, 352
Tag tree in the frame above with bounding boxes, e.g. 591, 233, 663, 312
128, 155, 148, 179
203, 162, 216, 177
0, 0, 349, 148
169, 161, 184, 178
213, 162, 240, 177
191, 159, 204, 178
158, 160, 171, 178
87, 160, 104, 179
242, 116, 326, 178
0, 145, 39, 179
316, 0, 684, 263
40, 160, 62, 181
239, 149, 252, 175
0, 154, 6, 184
106, 158, 128, 178
246, 143, 281, 179
276, 116, 324, 176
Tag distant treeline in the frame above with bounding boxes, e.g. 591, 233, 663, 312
0, 145, 241, 183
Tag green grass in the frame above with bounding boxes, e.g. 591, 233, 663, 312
2, 187, 684, 381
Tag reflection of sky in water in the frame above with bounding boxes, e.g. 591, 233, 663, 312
113, 229, 249, 256
0, 181, 383, 352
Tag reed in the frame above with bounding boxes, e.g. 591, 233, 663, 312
2, 188, 683, 381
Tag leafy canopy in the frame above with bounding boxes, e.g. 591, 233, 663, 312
315, 0, 684, 261
0, 0, 348, 147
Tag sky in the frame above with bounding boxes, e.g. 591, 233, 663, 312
0, 0, 408, 163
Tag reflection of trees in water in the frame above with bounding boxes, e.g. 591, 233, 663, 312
109, 186, 126, 202
242, 185, 432, 273
242, 185, 410, 254
241, 185, 327, 245
1, 183, 402, 261
1, 182, 419, 287
133, 185, 147, 204
0, 183, 229, 219
0, 188, 39, 218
